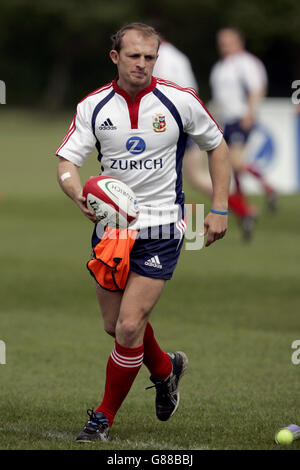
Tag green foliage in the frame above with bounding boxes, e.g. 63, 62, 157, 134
0, 0, 298, 107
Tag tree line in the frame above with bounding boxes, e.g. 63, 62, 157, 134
0, 0, 298, 108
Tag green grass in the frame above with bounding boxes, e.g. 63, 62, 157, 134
1, 108, 300, 450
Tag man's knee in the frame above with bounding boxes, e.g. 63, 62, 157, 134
116, 307, 150, 343
103, 321, 116, 337
117, 317, 145, 337
229, 145, 246, 171
231, 158, 246, 172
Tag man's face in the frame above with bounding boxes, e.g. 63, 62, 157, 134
110, 29, 159, 91
217, 30, 243, 58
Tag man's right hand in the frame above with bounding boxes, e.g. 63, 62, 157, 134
57, 158, 98, 223
74, 192, 98, 223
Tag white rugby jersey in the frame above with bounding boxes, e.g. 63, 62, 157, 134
210, 51, 268, 125
56, 76, 223, 229
153, 41, 198, 90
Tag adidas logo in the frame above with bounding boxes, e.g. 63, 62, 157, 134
144, 255, 162, 269
99, 118, 117, 130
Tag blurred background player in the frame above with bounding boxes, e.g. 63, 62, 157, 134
210, 27, 278, 240
153, 38, 214, 200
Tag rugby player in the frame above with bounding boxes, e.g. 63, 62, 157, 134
210, 28, 277, 240
153, 39, 213, 199
55, 23, 230, 442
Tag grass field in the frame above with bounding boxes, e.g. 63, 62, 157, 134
1, 108, 300, 451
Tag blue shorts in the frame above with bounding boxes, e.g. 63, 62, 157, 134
91, 222, 185, 280
223, 120, 255, 146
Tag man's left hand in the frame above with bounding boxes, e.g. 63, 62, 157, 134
202, 212, 228, 247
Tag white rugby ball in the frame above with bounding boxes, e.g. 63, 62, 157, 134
82, 176, 139, 228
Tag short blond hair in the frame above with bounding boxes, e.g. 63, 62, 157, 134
111, 22, 161, 53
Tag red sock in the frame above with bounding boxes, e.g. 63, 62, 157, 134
95, 341, 144, 427
143, 322, 172, 381
228, 192, 254, 218
233, 171, 242, 194
246, 165, 274, 194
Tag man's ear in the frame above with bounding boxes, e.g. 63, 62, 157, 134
110, 50, 119, 65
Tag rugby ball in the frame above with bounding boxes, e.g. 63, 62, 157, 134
82, 176, 139, 228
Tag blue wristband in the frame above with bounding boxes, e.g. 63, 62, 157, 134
210, 208, 228, 215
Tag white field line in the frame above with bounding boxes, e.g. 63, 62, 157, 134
0, 424, 74, 441
113, 437, 209, 450
0, 424, 210, 450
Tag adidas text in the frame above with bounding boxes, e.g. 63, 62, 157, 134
145, 256, 162, 269
99, 118, 117, 130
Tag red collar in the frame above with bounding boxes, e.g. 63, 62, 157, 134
112, 76, 157, 129
112, 76, 157, 103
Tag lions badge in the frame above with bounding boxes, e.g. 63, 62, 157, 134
152, 114, 166, 133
